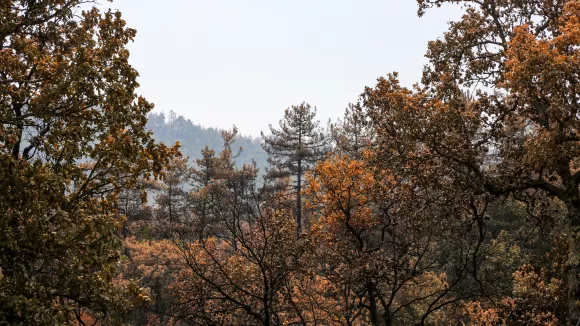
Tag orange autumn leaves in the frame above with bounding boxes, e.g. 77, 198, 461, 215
505, 1, 580, 96
306, 155, 396, 236
465, 265, 564, 326
122, 153, 447, 325
501, 1, 580, 172
304, 155, 458, 324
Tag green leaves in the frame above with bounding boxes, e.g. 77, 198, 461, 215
0, 1, 178, 323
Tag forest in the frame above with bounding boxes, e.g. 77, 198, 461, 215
1, 0, 580, 325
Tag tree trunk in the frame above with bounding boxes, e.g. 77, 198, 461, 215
568, 236, 580, 326
168, 183, 173, 223
11, 103, 23, 160
367, 282, 381, 326
567, 202, 580, 325
296, 159, 302, 236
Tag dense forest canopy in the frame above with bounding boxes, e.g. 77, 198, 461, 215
1, 0, 580, 325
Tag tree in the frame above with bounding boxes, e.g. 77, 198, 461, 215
172, 202, 307, 325
168, 130, 310, 325
330, 103, 372, 159
118, 179, 157, 240
120, 236, 182, 325
0, 1, 177, 323
155, 156, 191, 224
262, 102, 328, 234
359, 0, 580, 323
304, 156, 482, 325
465, 265, 565, 326
184, 128, 248, 242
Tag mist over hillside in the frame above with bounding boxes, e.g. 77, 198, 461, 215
147, 111, 269, 171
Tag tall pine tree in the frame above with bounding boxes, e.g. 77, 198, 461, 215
262, 102, 327, 234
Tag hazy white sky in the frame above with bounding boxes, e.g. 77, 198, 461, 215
102, 0, 463, 137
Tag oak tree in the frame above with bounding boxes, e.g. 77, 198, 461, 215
305, 156, 482, 325
359, 0, 580, 323
0, 0, 177, 323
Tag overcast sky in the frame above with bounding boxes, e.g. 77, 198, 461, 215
102, 0, 463, 137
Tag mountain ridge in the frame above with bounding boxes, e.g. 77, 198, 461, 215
147, 111, 269, 171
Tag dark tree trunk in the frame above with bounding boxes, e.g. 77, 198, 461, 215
296, 159, 302, 236
367, 282, 381, 326
11, 103, 23, 160
168, 183, 174, 223
567, 202, 580, 325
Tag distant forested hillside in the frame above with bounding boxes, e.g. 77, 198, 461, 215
147, 111, 268, 171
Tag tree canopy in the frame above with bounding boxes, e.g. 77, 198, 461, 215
2, 0, 580, 325
0, 1, 177, 323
